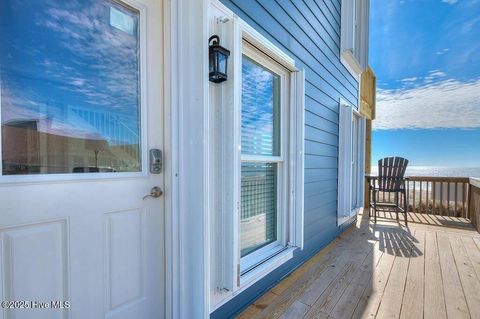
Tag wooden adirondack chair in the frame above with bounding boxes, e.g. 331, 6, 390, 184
368, 157, 409, 225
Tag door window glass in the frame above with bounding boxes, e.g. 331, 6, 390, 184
0, 0, 141, 175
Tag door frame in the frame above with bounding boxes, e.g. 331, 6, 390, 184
164, 0, 210, 318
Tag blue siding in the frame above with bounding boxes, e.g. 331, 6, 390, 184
212, 0, 358, 317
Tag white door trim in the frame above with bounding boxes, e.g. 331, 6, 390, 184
165, 0, 210, 318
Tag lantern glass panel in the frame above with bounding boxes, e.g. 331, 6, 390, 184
209, 50, 216, 74
218, 52, 227, 75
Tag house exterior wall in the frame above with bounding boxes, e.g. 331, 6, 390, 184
211, 0, 360, 317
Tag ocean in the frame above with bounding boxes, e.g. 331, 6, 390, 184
371, 166, 480, 178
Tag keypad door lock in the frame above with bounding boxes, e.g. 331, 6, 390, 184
149, 149, 162, 174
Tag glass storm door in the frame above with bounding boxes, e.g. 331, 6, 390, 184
0, 0, 165, 318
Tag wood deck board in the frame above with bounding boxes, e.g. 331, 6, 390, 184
303, 247, 375, 319
449, 235, 480, 318
278, 301, 310, 319
351, 241, 396, 319
254, 226, 376, 319
462, 236, 480, 281
399, 230, 425, 319
424, 231, 447, 319
437, 233, 470, 319
328, 242, 381, 319
374, 230, 414, 319
237, 211, 480, 319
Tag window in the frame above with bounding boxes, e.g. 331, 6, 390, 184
340, 0, 369, 76
0, 0, 141, 175
208, 2, 304, 308
239, 43, 288, 273
338, 100, 365, 225
234, 33, 304, 283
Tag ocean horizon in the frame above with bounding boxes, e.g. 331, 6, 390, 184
371, 165, 480, 178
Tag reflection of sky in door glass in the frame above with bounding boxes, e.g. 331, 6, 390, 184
0, 0, 141, 174
241, 55, 280, 156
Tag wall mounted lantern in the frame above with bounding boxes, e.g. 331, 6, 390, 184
209, 35, 230, 83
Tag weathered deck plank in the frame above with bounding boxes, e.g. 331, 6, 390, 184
328, 242, 382, 319
375, 230, 414, 318
303, 249, 374, 318
424, 231, 447, 319
351, 242, 395, 319
462, 236, 480, 281
399, 229, 425, 319
450, 235, 480, 318
436, 233, 470, 319
236, 212, 480, 319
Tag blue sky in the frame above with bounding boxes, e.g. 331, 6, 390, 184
0, 0, 140, 144
370, 0, 480, 167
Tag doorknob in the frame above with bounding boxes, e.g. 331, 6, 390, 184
143, 186, 163, 200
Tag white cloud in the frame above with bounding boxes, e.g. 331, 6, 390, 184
435, 48, 450, 55
399, 77, 419, 83
373, 79, 480, 130
428, 70, 447, 77
37, 4, 140, 112
442, 0, 458, 4
462, 16, 480, 33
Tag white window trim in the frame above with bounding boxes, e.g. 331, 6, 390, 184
340, 0, 369, 79
338, 99, 365, 226
208, 0, 305, 311
234, 25, 304, 287
239, 41, 290, 275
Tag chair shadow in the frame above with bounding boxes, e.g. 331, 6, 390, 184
375, 225, 423, 257
359, 210, 423, 258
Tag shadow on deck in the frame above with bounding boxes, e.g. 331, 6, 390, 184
237, 210, 480, 319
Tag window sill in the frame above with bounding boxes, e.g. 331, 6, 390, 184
240, 246, 296, 287
210, 246, 297, 313
340, 49, 363, 80
338, 207, 361, 226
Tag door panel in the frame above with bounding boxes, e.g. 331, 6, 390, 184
1, 221, 68, 319
0, 0, 165, 318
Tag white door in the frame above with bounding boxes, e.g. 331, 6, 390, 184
0, 0, 165, 318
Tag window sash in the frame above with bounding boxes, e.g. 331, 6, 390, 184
239, 41, 289, 271
239, 161, 285, 273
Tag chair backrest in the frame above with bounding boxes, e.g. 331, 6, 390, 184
378, 157, 409, 191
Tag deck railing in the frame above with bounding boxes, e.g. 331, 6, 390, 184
368, 176, 471, 218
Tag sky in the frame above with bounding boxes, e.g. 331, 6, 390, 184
369, 0, 480, 168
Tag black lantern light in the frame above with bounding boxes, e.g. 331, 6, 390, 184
209, 35, 230, 83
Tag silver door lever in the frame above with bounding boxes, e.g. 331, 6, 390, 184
143, 186, 163, 200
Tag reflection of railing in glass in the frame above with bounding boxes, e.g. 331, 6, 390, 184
69, 105, 139, 160
2, 118, 140, 175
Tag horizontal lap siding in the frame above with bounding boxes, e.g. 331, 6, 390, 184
212, 0, 358, 317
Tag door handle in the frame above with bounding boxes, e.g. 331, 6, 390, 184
143, 186, 163, 200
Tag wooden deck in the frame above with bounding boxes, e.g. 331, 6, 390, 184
237, 210, 480, 319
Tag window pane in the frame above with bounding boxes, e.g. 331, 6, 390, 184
241, 55, 280, 156
0, 0, 141, 175
240, 162, 277, 257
